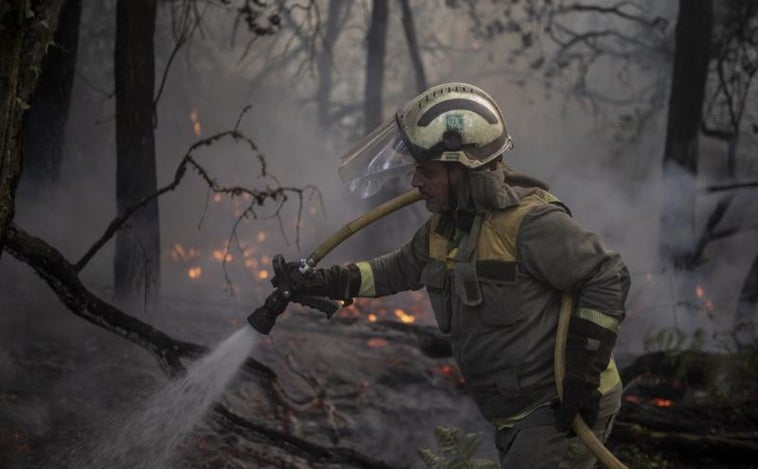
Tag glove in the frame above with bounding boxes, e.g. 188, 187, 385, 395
271, 256, 361, 301
555, 313, 617, 433
555, 381, 601, 432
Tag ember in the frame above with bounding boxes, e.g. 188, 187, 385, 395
651, 397, 674, 407
394, 308, 416, 324
188, 266, 202, 279
366, 338, 389, 348
189, 108, 202, 136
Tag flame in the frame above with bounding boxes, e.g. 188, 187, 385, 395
367, 314, 378, 322
170, 243, 201, 262
212, 250, 233, 263
189, 108, 202, 136
258, 270, 269, 280
394, 308, 416, 324
366, 338, 389, 348
651, 397, 673, 407
188, 266, 202, 279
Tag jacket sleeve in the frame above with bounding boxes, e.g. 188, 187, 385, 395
517, 204, 630, 330
353, 220, 431, 297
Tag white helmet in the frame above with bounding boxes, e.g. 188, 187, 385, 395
339, 82, 514, 198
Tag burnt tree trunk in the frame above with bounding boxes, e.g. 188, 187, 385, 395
399, 0, 427, 93
659, 0, 713, 268
0, 0, 66, 258
733, 252, 758, 348
364, 0, 388, 134
18, 0, 82, 198
114, 0, 161, 308
317, 0, 346, 126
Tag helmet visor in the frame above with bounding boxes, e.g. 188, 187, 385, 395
338, 117, 416, 198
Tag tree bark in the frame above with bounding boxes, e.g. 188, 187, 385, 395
733, 252, 758, 348
659, 0, 713, 268
18, 0, 82, 198
114, 0, 161, 308
398, 0, 427, 93
0, 0, 66, 258
316, 0, 346, 126
364, 0, 389, 134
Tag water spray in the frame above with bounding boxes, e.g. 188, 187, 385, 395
245, 188, 627, 468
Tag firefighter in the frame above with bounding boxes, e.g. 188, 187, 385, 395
273, 83, 630, 468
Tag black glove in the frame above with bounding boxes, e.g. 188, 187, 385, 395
271, 257, 361, 301
555, 381, 601, 432
555, 313, 617, 433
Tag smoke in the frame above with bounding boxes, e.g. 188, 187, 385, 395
4, 0, 758, 466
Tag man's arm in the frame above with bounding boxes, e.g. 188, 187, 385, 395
517, 203, 630, 430
354, 220, 431, 297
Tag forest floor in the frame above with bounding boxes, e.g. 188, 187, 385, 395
1, 260, 757, 468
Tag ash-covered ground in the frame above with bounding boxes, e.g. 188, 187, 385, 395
0, 260, 496, 468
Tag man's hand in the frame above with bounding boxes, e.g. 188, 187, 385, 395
555, 310, 618, 433
270, 255, 360, 301
555, 380, 601, 432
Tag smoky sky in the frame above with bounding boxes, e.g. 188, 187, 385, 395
9, 0, 758, 356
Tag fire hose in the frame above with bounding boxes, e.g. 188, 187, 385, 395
247, 189, 627, 468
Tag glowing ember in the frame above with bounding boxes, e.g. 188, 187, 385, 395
188, 266, 202, 279
257, 231, 266, 243
212, 250, 233, 263
189, 108, 202, 136
394, 308, 416, 324
367, 314, 378, 322
439, 365, 455, 376
170, 243, 201, 262
651, 397, 673, 407
623, 395, 642, 404
258, 270, 269, 280
366, 338, 389, 348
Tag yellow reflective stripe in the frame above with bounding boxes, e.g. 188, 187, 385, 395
541, 190, 561, 204
355, 262, 376, 297
576, 307, 620, 333
490, 400, 554, 431
598, 356, 621, 394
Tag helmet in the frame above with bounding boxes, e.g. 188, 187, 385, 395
396, 82, 513, 168
338, 82, 513, 198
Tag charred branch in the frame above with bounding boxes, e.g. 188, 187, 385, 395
4, 222, 394, 466
74, 126, 317, 273
612, 420, 758, 462
213, 404, 396, 468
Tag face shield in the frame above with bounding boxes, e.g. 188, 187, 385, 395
338, 116, 417, 199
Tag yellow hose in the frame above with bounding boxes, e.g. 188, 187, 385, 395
554, 293, 628, 469
307, 190, 423, 265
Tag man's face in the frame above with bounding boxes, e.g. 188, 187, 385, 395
411, 160, 461, 213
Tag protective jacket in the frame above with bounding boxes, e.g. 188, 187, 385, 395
354, 164, 630, 424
